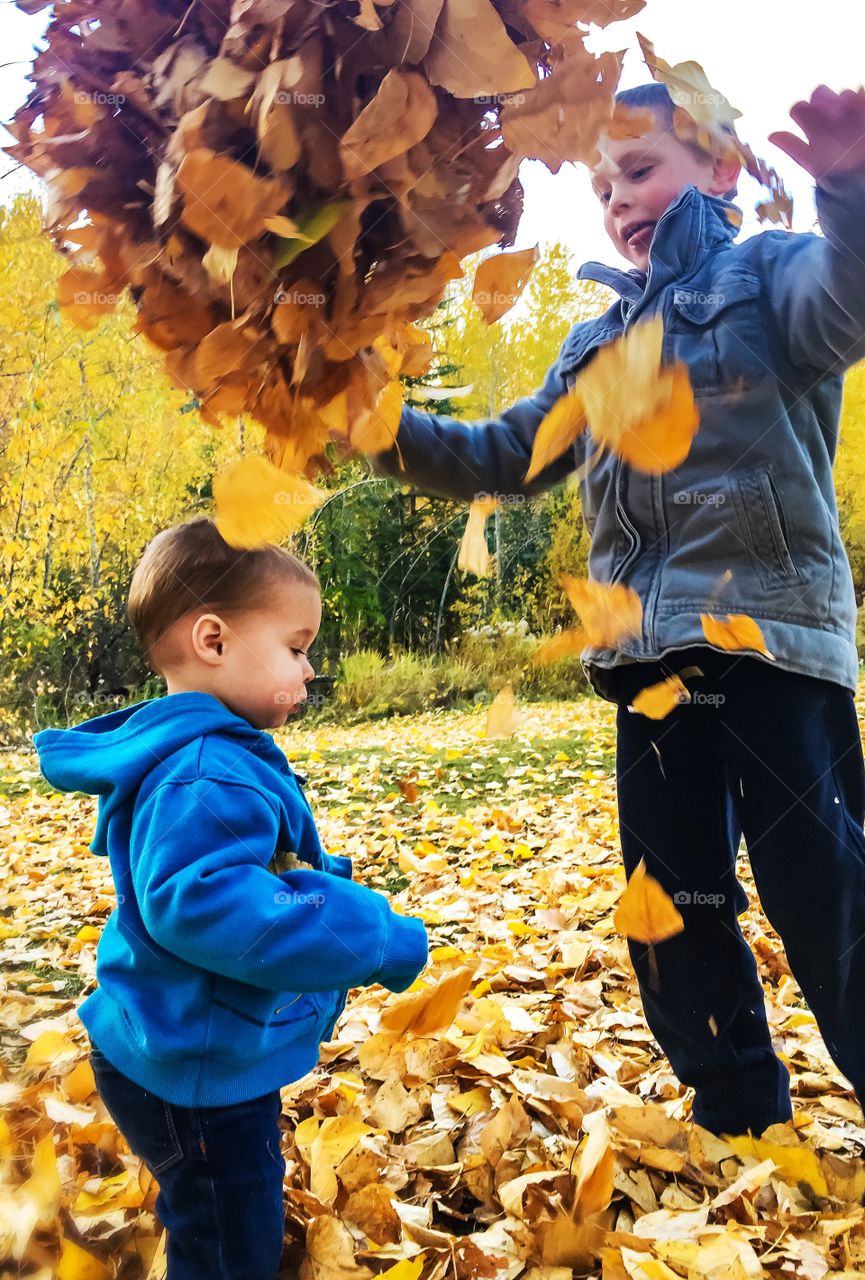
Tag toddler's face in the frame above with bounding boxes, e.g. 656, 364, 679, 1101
590, 118, 717, 270
215, 580, 321, 730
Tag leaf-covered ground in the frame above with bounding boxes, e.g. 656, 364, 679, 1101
2, 692, 865, 1278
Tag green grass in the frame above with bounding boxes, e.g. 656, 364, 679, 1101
293, 731, 615, 816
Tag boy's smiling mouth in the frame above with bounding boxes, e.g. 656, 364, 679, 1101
622, 219, 656, 249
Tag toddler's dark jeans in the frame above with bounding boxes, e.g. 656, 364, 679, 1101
600, 646, 865, 1135
88, 1043, 286, 1280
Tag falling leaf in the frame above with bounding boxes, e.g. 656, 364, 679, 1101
424, 0, 538, 98
637, 34, 741, 132
271, 200, 352, 270
525, 386, 586, 483
339, 70, 438, 180
176, 148, 290, 250
473, 246, 539, 324
559, 577, 643, 648
631, 675, 689, 720
575, 1116, 616, 1216
533, 629, 587, 665
351, 381, 402, 455
614, 859, 685, 945
701, 613, 774, 658
213, 455, 326, 549
485, 684, 522, 738
501, 42, 623, 172
577, 317, 699, 474
459, 499, 497, 577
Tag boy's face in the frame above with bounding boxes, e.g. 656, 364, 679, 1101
165, 578, 322, 731
590, 117, 719, 270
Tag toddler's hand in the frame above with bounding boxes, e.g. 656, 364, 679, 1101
769, 85, 865, 183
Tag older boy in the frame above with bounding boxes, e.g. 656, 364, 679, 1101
370, 82, 865, 1137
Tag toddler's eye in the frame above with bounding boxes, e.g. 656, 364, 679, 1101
631, 165, 652, 180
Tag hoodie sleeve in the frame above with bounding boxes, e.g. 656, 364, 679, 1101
369, 354, 579, 502
129, 778, 427, 994
763, 167, 865, 377
321, 852, 354, 879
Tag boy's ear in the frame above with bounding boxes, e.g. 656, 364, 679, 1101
709, 150, 742, 200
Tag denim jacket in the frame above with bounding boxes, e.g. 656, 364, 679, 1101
373, 173, 865, 693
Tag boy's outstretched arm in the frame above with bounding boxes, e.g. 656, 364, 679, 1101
765, 85, 865, 376
369, 354, 580, 502
129, 778, 428, 995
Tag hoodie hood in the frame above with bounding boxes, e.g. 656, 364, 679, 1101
33, 692, 263, 855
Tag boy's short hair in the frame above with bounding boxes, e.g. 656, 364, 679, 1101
128, 517, 319, 668
615, 83, 740, 199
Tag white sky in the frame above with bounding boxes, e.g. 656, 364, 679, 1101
1, 1, 863, 271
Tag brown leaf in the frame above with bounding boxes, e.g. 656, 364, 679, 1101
340, 70, 438, 180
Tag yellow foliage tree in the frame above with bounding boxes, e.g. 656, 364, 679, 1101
0, 195, 248, 727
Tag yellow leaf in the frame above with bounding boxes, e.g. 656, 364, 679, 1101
381, 1258, 425, 1280
310, 1117, 373, 1204
525, 386, 587, 483
576, 1118, 616, 1216
381, 964, 477, 1036
448, 1087, 491, 1116
473, 246, 539, 324
485, 683, 522, 738
213, 455, 326, 549
459, 499, 496, 577
631, 674, 689, 720
398, 846, 447, 875
351, 381, 402, 455
57, 1237, 111, 1280
577, 317, 699, 473
701, 612, 774, 658
76, 925, 100, 942
614, 859, 685, 945
724, 1134, 828, 1196
559, 577, 643, 648
25, 1030, 78, 1067
533, 629, 586, 665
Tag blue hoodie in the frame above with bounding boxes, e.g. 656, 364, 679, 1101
33, 693, 428, 1107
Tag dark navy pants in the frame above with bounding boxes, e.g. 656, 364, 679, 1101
601, 646, 865, 1135
88, 1044, 286, 1279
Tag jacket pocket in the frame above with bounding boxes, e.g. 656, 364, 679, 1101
611, 462, 642, 584
731, 470, 800, 589
666, 273, 769, 390
208, 976, 332, 1063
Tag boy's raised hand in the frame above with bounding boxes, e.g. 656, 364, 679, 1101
769, 85, 865, 183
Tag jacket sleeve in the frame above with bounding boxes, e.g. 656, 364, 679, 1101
129, 779, 427, 995
370, 354, 580, 502
763, 167, 865, 377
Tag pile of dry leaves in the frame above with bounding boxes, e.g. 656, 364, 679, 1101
1, 700, 865, 1278
7, 0, 642, 476
7, 0, 789, 505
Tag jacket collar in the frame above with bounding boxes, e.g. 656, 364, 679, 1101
577, 184, 742, 308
